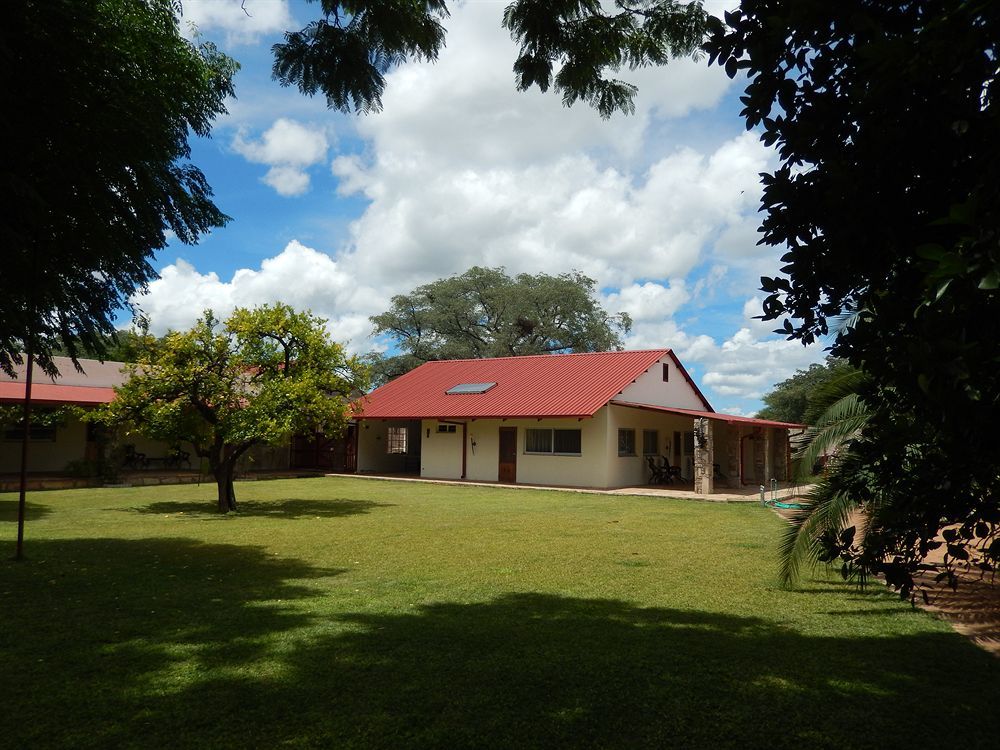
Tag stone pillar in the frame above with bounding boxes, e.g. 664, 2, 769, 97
725, 426, 741, 489
774, 430, 789, 481
693, 417, 714, 495
752, 427, 765, 486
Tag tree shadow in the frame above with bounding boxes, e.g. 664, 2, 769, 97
0, 499, 52, 522
3, 540, 998, 749
129, 497, 394, 519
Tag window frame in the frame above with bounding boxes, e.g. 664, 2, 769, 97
524, 427, 582, 456
617, 428, 636, 457
386, 426, 408, 454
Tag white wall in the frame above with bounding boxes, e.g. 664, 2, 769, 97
420, 421, 464, 479
0, 417, 88, 473
417, 413, 610, 487
617, 354, 709, 410
605, 404, 695, 487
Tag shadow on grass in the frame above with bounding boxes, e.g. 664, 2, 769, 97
130, 497, 394, 519
0, 499, 51, 522
2, 539, 998, 749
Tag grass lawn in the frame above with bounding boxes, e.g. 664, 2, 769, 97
1, 477, 997, 749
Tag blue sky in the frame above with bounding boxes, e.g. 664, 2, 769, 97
139, 0, 827, 415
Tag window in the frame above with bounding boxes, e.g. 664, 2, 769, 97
662, 363, 670, 382
386, 426, 408, 454
683, 431, 694, 453
553, 429, 582, 454
436, 424, 457, 433
525, 428, 581, 455
642, 429, 658, 455
618, 428, 636, 456
4, 421, 57, 442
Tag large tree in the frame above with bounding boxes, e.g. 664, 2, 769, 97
704, 2, 1000, 597
756, 357, 856, 425
104, 305, 369, 513
1, 0, 237, 377
368, 267, 632, 382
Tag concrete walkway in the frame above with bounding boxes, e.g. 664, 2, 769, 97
337, 472, 812, 504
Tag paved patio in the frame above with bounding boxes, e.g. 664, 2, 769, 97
342, 471, 812, 503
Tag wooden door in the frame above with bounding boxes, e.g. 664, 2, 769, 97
498, 427, 517, 483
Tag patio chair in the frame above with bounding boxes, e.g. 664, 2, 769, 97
646, 455, 669, 484
658, 456, 683, 483
121, 445, 147, 470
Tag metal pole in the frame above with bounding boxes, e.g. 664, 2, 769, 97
15, 346, 34, 561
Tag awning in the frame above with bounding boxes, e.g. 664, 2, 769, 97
610, 400, 805, 429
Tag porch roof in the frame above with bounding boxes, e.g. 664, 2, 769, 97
610, 400, 805, 429
0, 382, 115, 406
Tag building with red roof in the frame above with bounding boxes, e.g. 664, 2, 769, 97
354, 350, 803, 492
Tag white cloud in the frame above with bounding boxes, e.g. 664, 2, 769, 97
143, 1, 809, 413
180, 0, 294, 46
603, 281, 691, 321
232, 118, 330, 196
134, 241, 382, 351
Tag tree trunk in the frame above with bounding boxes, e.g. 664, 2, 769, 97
215, 462, 238, 513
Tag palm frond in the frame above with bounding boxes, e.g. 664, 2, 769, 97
795, 393, 870, 480
778, 463, 862, 586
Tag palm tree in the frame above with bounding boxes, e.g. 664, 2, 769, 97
778, 368, 873, 586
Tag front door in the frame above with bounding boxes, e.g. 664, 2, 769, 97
498, 427, 517, 483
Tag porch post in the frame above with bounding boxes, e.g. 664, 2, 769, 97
763, 428, 774, 483
693, 417, 714, 495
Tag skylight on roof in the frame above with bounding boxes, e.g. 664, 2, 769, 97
445, 382, 497, 395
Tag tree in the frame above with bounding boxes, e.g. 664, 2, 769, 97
756, 357, 855, 424
704, 2, 1000, 597
1, 0, 237, 378
368, 267, 632, 382
103, 305, 369, 513
272, 1, 708, 116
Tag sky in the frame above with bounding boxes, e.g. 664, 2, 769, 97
136, 0, 828, 416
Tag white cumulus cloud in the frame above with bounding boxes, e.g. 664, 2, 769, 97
180, 0, 294, 46
232, 118, 330, 196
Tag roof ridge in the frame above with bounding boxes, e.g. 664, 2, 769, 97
417, 348, 671, 365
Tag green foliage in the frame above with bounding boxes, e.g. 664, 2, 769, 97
102, 305, 369, 511
272, 1, 707, 119
0, 0, 237, 379
503, 0, 709, 117
368, 266, 632, 382
272, 0, 449, 113
756, 356, 855, 424
706, 1, 1000, 598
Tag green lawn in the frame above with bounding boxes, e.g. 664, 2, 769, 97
1, 478, 996, 749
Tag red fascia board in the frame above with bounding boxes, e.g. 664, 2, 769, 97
611, 400, 805, 429
354, 413, 593, 422
0, 382, 115, 406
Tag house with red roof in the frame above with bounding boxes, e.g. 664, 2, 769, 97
353, 349, 803, 493
0, 357, 293, 478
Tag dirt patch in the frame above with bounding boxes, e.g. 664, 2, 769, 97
915, 572, 1000, 656
772, 503, 1000, 657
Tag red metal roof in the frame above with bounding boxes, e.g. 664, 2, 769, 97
611, 400, 805, 429
355, 350, 673, 420
0, 382, 115, 406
